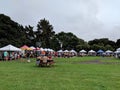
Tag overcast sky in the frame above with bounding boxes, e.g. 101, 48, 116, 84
0, 0, 120, 41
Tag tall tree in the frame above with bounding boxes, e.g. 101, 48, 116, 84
0, 14, 28, 47
36, 18, 55, 48
116, 39, 120, 49
55, 32, 85, 51
49, 35, 60, 51
88, 38, 115, 51
24, 25, 35, 46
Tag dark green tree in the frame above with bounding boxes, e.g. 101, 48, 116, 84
116, 39, 120, 49
88, 38, 115, 51
55, 31, 85, 51
0, 14, 25, 47
49, 35, 60, 51
36, 18, 55, 48
24, 25, 35, 46
89, 44, 104, 51
76, 43, 90, 52
105, 44, 114, 51
0, 14, 33, 47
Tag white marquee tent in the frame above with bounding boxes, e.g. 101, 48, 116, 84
79, 50, 87, 53
88, 50, 96, 56
64, 50, 69, 52
70, 50, 77, 53
57, 50, 63, 53
0, 44, 21, 51
117, 48, 120, 51
88, 50, 96, 53
105, 50, 113, 53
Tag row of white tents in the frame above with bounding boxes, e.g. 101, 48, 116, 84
0, 44, 120, 57
58, 49, 116, 54
0, 44, 120, 53
58, 49, 77, 53
79, 49, 113, 53
0, 44, 54, 52
57, 49, 120, 57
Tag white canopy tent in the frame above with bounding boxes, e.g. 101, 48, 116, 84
30, 46, 36, 50
79, 50, 87, 53
64, 50, 69, 53
57, 50, 63, 53
70, 50, 77, 53
117, 48, 120, 51
0, 44, 21, 51
44, 48, 54, 52
105, 50, 113, 56
79, 50, 87, 56
105, 50, 113, 53
114, 48, 120, 58
114, 51, 120, 58
114, 51, 120, 53
48, 49, 54, 52
70, 50, 77, 56
88, 50, 96, 56
88, 50, 96, 53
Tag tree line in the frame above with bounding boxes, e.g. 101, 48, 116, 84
0, 14, 120, 51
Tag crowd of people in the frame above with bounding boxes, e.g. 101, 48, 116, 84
0, 51, 21, 61
0, 50, 78, 61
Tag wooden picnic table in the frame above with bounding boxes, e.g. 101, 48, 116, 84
36, 56, 54, 67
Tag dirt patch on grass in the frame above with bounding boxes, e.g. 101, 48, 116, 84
77, 60, 120, 64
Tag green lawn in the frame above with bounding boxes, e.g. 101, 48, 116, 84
0, 56, 120, 90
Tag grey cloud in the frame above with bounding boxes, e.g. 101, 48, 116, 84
0, 0, 120, 41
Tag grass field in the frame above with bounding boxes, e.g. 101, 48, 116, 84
0, 56, 120, 90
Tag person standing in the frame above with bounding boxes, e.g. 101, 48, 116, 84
4, 51, 8, 61
26, 52, 30, 62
